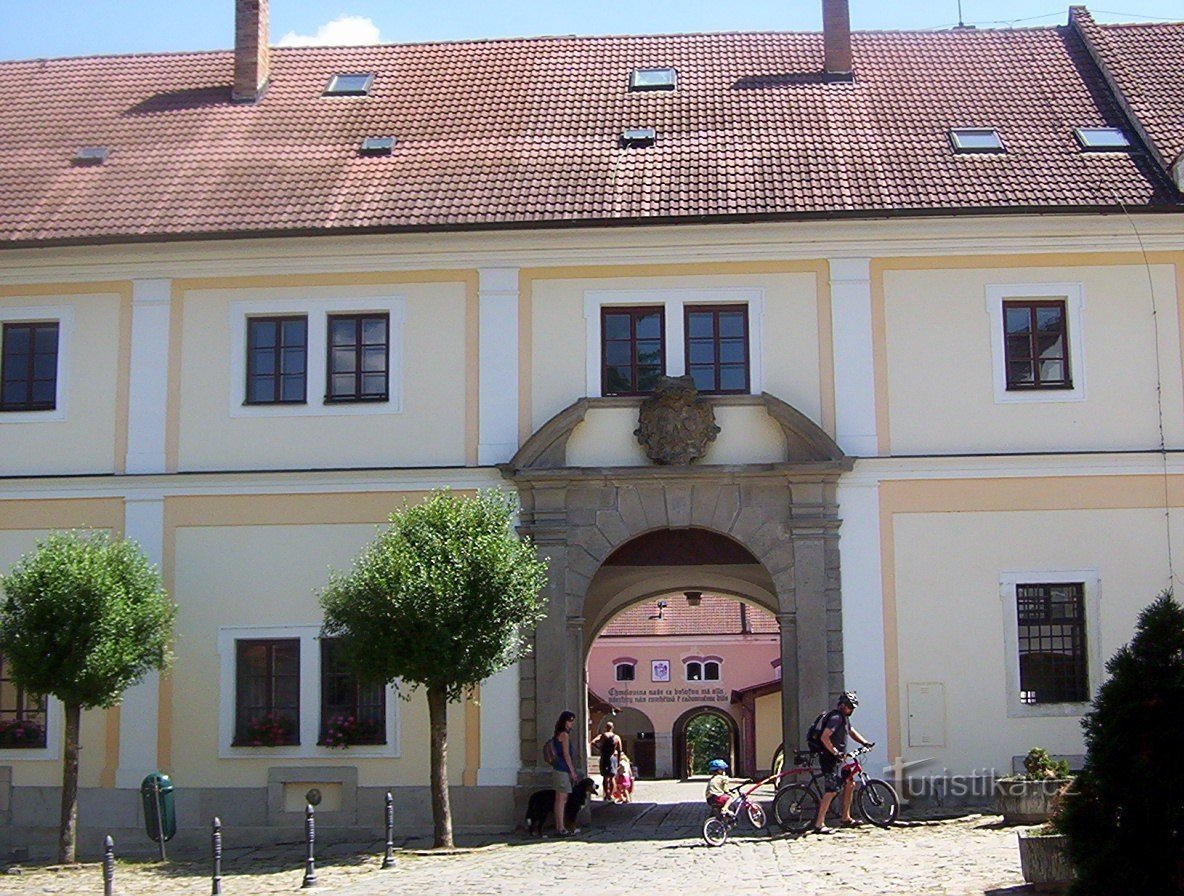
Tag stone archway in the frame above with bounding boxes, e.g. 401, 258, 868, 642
672, 706, 739, 780
501, 391, 851, 793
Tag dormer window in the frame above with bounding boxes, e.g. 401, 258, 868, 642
359, 137, 396, 156
949, 128, 1004, 153
629, 68, 677, 91
1074, 128, 1131, 151
324, 73, 374, 97
620, 127, 657, 148
71, 146, 109, 165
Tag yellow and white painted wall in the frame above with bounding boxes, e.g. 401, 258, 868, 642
2, 214, 1183, 840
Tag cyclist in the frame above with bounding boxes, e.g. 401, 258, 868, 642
812, 691, 874, 833
705, 758, 731, 813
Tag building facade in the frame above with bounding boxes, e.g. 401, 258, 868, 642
2, 0, 1183, 849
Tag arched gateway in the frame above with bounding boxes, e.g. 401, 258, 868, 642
500, 390, 851, 793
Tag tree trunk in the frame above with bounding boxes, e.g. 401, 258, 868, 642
427, 684, 453, 849
58, 701, 82, 864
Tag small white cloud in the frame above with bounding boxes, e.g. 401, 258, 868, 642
277, 15, 382, 47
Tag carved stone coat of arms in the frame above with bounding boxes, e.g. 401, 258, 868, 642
634, 375, 721, 465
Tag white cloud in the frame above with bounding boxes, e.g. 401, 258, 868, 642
277, 15, 382, 47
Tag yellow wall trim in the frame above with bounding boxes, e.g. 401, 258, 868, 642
877, 470, 1184, 761
463, 685, 481, 787
0, 498, 123, 532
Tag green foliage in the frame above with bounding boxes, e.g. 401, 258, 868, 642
1054, 591, 1184, 894
1021, 747, 1071, 781
319, 489, 549, 702
686, 714, 731, 775
0, 531, 175, 709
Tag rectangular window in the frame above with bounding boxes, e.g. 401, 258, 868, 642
685, 305, 749, 394
234, 639, 300, 746
0, 654, 48, 749
326, 314, 389, 402
1016, 583, 1089, 705
1004, 301, 1071, 390
318, 639, 386, 747
1, 322, 58, 412
601, 307, 665, 396
246, 316, 307, 405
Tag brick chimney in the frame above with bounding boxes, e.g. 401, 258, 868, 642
232, 0, 270, 102
822, 0, 853, 78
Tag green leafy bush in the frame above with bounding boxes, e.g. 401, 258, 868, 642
1054, 592, 1184, 893
1021, 747, 1071, 781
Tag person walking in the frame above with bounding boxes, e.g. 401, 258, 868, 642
549, 710, 580, 835
594, 721, 623, 801
812, 692, 874, 834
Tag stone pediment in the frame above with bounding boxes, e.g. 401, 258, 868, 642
502, 392, 849, 474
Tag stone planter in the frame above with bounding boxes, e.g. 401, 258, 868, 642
993, 778, 1072, 824
1017, 830, 1074, 891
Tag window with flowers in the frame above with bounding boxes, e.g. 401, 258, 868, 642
0, 654, 47, 749
318, 639, 385, 747
234, 639, 300, 747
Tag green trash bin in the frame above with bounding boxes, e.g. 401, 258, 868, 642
140, 773, 177, 845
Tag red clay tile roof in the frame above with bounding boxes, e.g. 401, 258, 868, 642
1071, 9, 1184, 172
600, 595, 778, 637
0, 17, 1180, 247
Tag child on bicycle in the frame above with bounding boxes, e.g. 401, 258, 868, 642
705, 758, 731, 814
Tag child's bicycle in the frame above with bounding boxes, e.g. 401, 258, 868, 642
771, 745, 899, 833
702, 770, 792, 847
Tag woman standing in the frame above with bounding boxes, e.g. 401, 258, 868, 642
549, 710, 579, 835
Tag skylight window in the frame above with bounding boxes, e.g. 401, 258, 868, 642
949, 128, 1004, 153
324, 73, 375, 97
629, 68, 678, 91
71, 146, 109, 165
1074, 127, 1131, 151
359, 137, 396, 156
620, 127, 657, 147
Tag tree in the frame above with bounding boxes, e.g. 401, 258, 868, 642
1055, 591, 1184, 893
0, 531, 175, 863
320, 489, 548, 848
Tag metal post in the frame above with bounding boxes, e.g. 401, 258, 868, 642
382, 791, 395, 869
103, 835, 115, 896
301, 803, 317, 888
152, 777, 167, 862
211, 817, 223, 896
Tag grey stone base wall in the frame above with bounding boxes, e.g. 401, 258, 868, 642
895, 775, 998, 813
0, 784, 516, 860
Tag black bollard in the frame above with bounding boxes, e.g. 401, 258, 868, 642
103, 835, 115, 896
211, 817, 223, 896
382, 791, 395, 869
301, 803, 317, 888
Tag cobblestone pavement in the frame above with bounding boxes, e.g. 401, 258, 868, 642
0, 784, 1035, 895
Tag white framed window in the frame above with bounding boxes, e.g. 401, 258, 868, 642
0, 305, 74, 423
217, 625, 399, 759
999, 570, 1102, 718
683, 655, 722, 682
584, 288, 764, 397
228, 297, 405, 418
0, 654, 63, 760
986, 283, 1085, 404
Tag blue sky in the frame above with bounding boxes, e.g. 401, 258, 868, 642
2, 1, 1182, 60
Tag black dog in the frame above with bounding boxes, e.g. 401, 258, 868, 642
525, 777, 598, 835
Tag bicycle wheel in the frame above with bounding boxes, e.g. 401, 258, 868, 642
746, 800, 767, 830
702, 815, 730, 847
857, 778, 900, 828
772, 784, 818, 835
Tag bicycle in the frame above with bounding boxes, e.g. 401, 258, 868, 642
771, 745, 900, 833
701, 770, 788, 847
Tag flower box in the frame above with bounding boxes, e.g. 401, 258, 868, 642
993, 777, 1073, 824
1017, 829, 1074, 892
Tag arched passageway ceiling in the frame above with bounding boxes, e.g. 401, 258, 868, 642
584, 565, 777, 643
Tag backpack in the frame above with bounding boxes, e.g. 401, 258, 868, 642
806, 710, 842, 753
543, 738, 556, 765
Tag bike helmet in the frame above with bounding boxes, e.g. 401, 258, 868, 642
707, 759, 729, 773
839, 691, 859, 709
